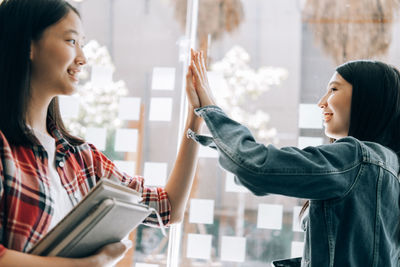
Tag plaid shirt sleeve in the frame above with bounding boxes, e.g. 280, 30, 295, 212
88, 144, 171, 226
0, 143, 5, 257
0, 127, 171, 257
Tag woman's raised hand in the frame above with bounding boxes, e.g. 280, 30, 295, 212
185, 49, 201, 109
185, 49, 215, 109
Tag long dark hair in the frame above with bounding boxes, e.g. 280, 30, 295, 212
339, 60, 400, 154
0, 0, 84, 146
301, 60, 400, 216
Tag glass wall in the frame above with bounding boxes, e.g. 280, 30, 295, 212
65, 0, 400, 266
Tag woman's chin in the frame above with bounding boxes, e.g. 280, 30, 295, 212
59, 85, 78, 96
325, 130, 347, 140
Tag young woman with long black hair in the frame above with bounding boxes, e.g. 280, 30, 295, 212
0, 1, 202, 266
186, 50, 400, 266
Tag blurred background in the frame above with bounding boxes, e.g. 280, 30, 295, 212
63, 0, 400, 266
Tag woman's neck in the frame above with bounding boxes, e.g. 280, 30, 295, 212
26, 91, 53, 136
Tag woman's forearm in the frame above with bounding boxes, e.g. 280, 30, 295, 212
0, 249, 95, 267
164, 108, 202, 223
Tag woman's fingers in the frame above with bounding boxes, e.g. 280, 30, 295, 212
191, 61, 206, 102
195, 51, 210, 91
200, 51, 207, 78
92, 240, 132, 267
199, 52, 206, 78
191, 60, 201, 84
186, 66, 193, 88
187, 66, 197, 92
104, 240, 131, 257
190, 48, 196, 62
191, 52, 203, 85
199, 51, 206, 76
194, 52, 203, 79
186, 66, 200, 108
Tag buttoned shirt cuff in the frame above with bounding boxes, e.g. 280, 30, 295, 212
187, 105, 224, 149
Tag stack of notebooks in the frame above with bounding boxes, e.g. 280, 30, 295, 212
29, 179, 162, 258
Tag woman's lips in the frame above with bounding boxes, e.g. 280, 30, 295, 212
323, 113, 333, 122
67, 68, 80, 82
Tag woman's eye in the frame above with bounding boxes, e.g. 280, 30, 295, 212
67, 39, 76, 45
331, 87, 338, 92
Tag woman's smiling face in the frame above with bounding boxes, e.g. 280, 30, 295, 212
317, 72, 353, 139
29, 10, 86, 97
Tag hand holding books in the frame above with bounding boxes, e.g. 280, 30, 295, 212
29, 179, 164, 258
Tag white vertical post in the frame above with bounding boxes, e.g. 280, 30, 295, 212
166, 0, 198, 267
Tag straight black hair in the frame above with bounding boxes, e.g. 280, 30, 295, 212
0, 0, 84, 146
337, 60, 400, 155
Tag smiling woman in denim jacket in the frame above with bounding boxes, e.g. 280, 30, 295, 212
186, 50, 400, 267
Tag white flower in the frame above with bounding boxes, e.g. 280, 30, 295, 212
210, 46, 288, 144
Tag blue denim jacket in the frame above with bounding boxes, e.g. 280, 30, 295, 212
188, 106, 400, 267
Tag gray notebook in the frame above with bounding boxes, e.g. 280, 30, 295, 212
29, 179, 154, 257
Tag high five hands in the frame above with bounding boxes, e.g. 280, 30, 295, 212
186, 49, 216, 109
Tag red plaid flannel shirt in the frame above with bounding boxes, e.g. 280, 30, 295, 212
0, 123, 170, 257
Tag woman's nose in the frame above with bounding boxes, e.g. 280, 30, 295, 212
75, 54, 87, 66
75, 46, 87, 66
317, 94, 328, 109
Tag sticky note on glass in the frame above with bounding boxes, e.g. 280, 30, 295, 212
292, 206, 303, 232
198, 145, 218, 158
151, 67, 176, 90
113, 160, 136, 176
298, 137, 323, 149
85, 127, 107, 151
59, 95, 79, 119
225, 172, 248, 193
298, 104, 322, 129
149, 98, 173, 121
257, 204, 283, 230
186, 234, 212, 259
220, 236, 246, 262
291, 241, 304, 258
114, 129, 138, 152
91, 65, 113, 87
118, 97, 141, 121
189, 199, 214, 224
143, 162, 168, 186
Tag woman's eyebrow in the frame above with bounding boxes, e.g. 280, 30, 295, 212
329, 81, 341, 86
63, 29, 86, 40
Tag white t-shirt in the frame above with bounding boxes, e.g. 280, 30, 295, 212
33, 129, 75, 230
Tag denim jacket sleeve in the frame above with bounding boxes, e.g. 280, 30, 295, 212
189, 106, 363, 200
